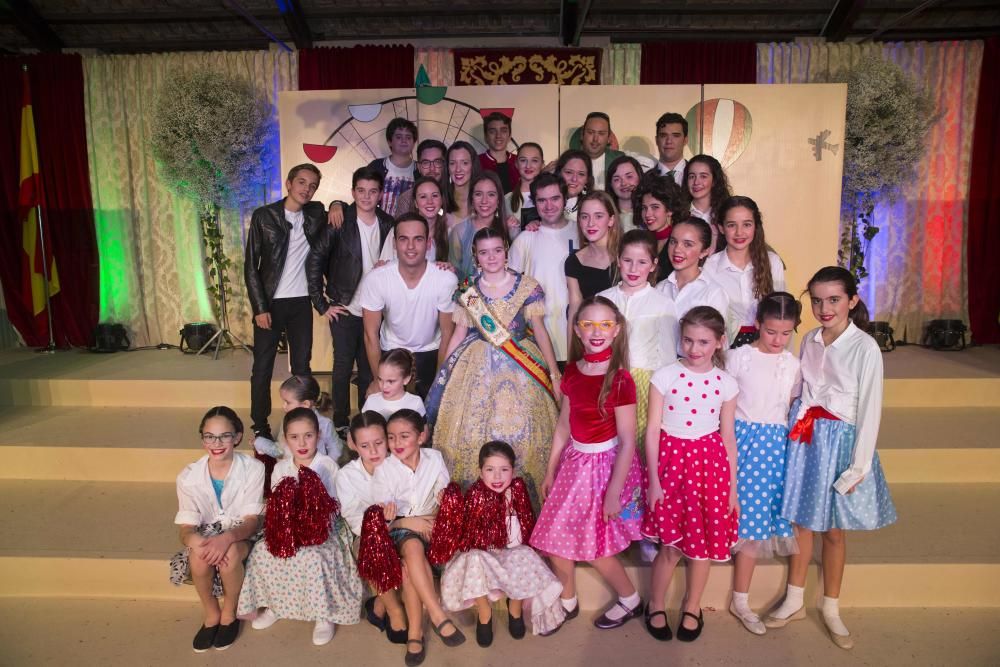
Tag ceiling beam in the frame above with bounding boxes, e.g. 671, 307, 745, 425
275, 0, 312, 49
572, 0, 594, 46
222, 0, 292, 52
861, 0, 946, 42
820, 0, 866, 41
6, 0, 62, 51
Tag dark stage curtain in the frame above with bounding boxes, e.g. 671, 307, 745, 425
968, 37, 1000, 344
299, 45, 415, 90
640, 42, 756, 85
0, 54, 98, 347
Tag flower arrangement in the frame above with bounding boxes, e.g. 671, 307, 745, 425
833, 56, 936, 283
151, 69, 275, 319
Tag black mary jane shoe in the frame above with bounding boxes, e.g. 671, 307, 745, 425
432, 618, 466, 647
192, 624, 218, 653
593, 600, 643, 630
404, 638, 426, 667
365, 597, 387, 632
676, 609, 704, 642
476, 613, 494, 647
386, 622, 409, 645
507, 599, 526, 640
644, 604, 672, 641
213, 619, 241, 651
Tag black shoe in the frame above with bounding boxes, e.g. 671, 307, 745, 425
676, 609, 704, 642
432, 618, 466, 647
594, 600, 643, 629
213, 619, 240, 650
404, 638, 426, 666
539, 600, 578, 637
564, 602, 579, 621
365, 597, 387, 632
507, 599, 526, 640
192, 625, 217, 653
644, 604, 672, 641
476, 613, 494, 647
386, 622, 409, 645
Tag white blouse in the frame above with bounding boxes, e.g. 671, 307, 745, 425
271, 453, 339, 498
703, 250, 786, 340
726, 345, 801, 426
598, 283, 678, 371
655, 270, 730, 354
371, 448, 450, 517
334, 459, 377, 536
278, 410, 342, 461
174, 452, 265, 530
796, 322, 883, 490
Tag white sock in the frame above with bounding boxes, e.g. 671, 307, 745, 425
770, 584, 804, 619
821, 596, 850, 636
731, 591, 754, 616
560, 595, 578, 612
604, 592, 641, 621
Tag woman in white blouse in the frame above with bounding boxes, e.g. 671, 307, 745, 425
172, 406, 264, 653
703, 196, 786, 348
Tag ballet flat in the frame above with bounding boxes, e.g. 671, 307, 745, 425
763, 606, 806, 628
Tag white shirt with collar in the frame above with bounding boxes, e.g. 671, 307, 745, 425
271, 452, 340, 498
726, 344, 801, 426
655, 270, 730, 354
371, 448, 450, 517
273, 208, 309, 299
703, 249, 786, 341
591, 153, 607, 191
358, 262, 458, 352
657, 158, 686, 187
598, 282, 678, 371
796, 322, 883, 490
174, 452, 265, 530
335, 458, 380, 536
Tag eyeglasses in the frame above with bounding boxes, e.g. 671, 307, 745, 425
577, 320, 616, 332
201, 432, 237, 444
418, 159, 445, 169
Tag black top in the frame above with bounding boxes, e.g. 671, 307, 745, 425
565, 252, 614, 300
655, 241, 674, 284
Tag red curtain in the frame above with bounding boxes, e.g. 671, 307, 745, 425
299, 45, 415, 90
640, 42, 756, 84
0, 54, 97, 347
968, 37, 1000, 344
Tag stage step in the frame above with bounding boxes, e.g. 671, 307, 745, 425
1, 480, 997, 608
2, 406, 997, 483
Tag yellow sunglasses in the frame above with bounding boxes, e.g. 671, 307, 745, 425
577, 319, 616, 332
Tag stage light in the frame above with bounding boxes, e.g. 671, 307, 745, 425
865, 321, 895, 352
923, 319, 968, 351
179, 322, 217, 352
91, 323, 130, 353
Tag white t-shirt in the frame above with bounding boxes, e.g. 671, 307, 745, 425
591, 153, 607, 191
726, 344, 801, 426
358, 262, 458, 352
357, 216, 381, 275
508, 221, 578, 361
650, 361, 739, 439
382, 158, 415, 218
273, 208, 309, 299
362, 391, 427, 420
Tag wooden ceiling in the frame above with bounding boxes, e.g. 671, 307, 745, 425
2, 1, 998, 54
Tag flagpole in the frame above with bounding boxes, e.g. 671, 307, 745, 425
34, 200, 56, 353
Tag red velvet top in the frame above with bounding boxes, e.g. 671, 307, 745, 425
561, 363, 637, 443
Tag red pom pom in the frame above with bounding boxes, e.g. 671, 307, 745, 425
254, 452, 277, 498
265, 477, 298, 558
510, 478, 537, 542
357, 505, 401, 593
464, 480, 507, 552
295, 466, 337, 548
428, 482, 465, 565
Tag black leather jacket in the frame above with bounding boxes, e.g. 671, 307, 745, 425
306, 204, 395, 315
244, 199, 326, 316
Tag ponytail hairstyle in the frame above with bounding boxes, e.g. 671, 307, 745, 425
386, 408, 427, 434
379, 348, 416, 383
618, 229, 660, 285
444, 141, 482, 214
509, 142, 544, 213
680, 306, 727, 370
806, 266, 870, 331
410, 176, 449, 262
199, 406, 244, 443
670, 217, 714, 267
478, 440, 517, 468
283, 405, 319, 434
718, 195, 775, 299
569, 295, 630, 416
467, 171, 510, 246
280, 374, 331, 412
756, 291, 802, 330
348, 410, 388, 455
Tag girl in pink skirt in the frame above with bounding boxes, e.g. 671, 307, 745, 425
530, 296, 645, 633
641, 305, 739, 642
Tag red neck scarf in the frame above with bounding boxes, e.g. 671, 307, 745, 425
583, 347, 613, 363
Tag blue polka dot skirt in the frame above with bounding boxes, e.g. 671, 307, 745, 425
781, 401, 897, 532
733, 420, 797, 557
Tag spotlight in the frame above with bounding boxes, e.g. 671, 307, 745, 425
91, 323, 130, 353
923, 319, 967, 351
865, 321, 895, 352
179, 322, 218, 352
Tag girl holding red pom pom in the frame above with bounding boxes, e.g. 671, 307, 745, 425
237, 407, 363, 646
433, 441, 565, 646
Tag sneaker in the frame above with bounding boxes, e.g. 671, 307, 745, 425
213, 619, 240, 651
192, 625, 217, 653
312, 621, 336, 646
252, 608, 279, 630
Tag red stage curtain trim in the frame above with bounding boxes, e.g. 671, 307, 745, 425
640, 41, 756, 85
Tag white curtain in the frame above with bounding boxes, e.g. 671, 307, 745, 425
602, 43, 641, 85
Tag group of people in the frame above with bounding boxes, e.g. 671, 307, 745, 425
173, 109, 897, 662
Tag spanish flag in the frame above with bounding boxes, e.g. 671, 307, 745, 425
19, 68, 59, 317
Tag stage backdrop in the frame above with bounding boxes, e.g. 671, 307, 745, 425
559, 83, 847, 333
